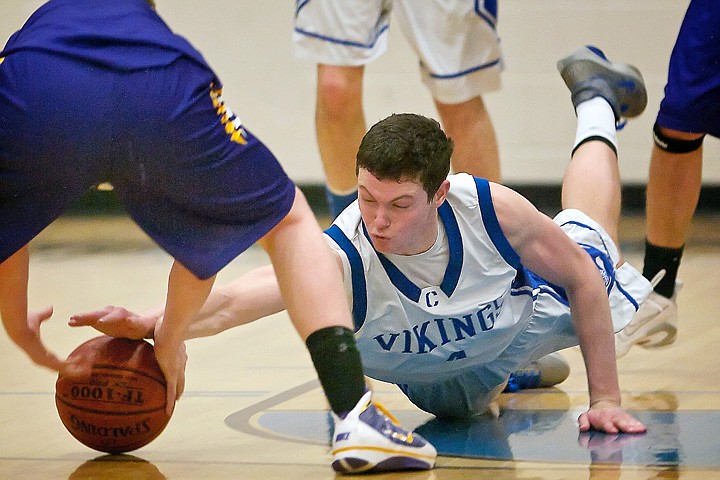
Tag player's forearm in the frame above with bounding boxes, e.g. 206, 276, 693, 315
184, 265, 285, 339
583, 342, 622, 407
157, 261, 216, 344
0, 247, 30, 345
567, 271, 622, 406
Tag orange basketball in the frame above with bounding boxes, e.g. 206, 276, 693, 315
55, 336, 171, 454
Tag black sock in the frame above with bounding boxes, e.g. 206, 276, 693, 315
306, 326, 366, 416
642, 239, 684, 298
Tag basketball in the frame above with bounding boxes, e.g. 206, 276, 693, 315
55, 336, 171, 454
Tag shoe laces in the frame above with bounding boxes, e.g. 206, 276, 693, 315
369, 400, 399, 425
361, 400, 415, 444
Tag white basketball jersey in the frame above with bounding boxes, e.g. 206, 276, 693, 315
325, 174, 536, 385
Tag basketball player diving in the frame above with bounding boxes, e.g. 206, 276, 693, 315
73, 45, 653, 436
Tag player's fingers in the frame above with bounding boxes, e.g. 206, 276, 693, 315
97, 307, 133, 321
27, 306, 55, 332
38, 305, 54, 323
176, 371, 185, 400
95, 311, 132, 330
577, 412, 591, 432
598, 418, 619, 434
165, 380, 177, 417
69, 306, 116, 325
616, 417, 646, 434
175, 344, 187, 400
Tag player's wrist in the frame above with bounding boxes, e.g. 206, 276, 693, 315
589, 396, 621, 409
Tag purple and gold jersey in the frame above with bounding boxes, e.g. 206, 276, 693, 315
0, 0, 296, 278
1, 0, 207, 72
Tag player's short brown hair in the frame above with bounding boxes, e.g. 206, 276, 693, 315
356, 113, 453, 201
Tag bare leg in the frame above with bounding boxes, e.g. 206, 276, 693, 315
258, 187, 361, 412
259, 188, 436, 472
561, 140, 622, 251
315, 64, 366, 195
646, 128, 704, 249
257, 188, 352, 340
555, 45, 648, 253
435, 96, 501, 182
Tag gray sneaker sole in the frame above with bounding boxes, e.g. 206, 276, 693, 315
557, 48, 647, 118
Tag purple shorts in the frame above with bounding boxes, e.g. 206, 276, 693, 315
656, 0, 720, 138
0, 51, 295, 278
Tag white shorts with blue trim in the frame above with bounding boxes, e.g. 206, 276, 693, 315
400, 209, 652, 418
293, 0, 503, 103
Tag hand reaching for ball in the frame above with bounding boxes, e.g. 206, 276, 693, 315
69, 305, 157, 339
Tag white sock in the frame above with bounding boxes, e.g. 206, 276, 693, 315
573, 97, 617, 153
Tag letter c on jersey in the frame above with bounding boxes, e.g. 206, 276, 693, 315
426, 291, 439, 308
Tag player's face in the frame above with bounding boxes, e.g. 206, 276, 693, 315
357, 168, 446, 255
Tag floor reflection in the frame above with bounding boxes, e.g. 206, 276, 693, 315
68, 454, 166, 480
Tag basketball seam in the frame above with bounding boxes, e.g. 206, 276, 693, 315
92, 363, 166, 385
55, 395, 167, 416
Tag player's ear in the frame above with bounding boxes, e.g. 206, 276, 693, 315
431, 179, 450, 206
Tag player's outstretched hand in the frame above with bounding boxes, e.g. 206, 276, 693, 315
578, 400, 647, 434
69, 306, 155, 340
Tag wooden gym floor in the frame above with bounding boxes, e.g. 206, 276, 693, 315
1, 214, 719, 479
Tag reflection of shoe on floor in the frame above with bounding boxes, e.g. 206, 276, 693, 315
615, 278, 681, 358
557, 45, 647, 122
331, 391, 436, 474
503, 352, 570, 393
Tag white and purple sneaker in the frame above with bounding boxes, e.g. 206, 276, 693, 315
331, 391, 436, 474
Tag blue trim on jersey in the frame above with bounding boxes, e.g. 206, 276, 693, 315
512, 231, 639, 311
438, 201, 464, 297
615, 282, 640, 311
361, 201, 464, 303
294, 0, 389, 50
475, 0, 498, 27
361, 221, 421, 302
295, 0, 310, 15
325, 225, 368, 331
538, 284, 569, 306
428, 58, 501, 80
578, 240, 641, 311
293, 25, 389, 50
510, 268, 540, 303
377, 252, 423, 302
578, 243, 616, 293
560, 220, 612, 255
526, 268, 570, 306
474, 178, 522, 270
555, 219, 644, 309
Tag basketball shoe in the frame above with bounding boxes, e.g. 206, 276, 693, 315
615, 271, 681, 357
331, 391, 436, 474
503, 352, 571, 393
557, 45, 647, 122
